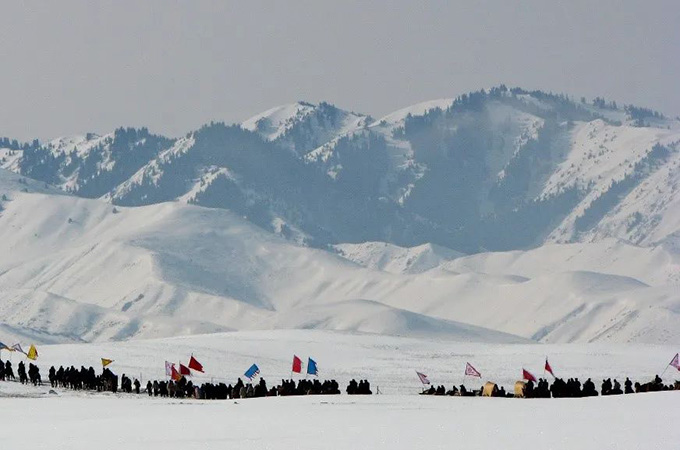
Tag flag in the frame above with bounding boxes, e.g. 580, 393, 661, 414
545, 358, 555, 377
165, 361, 175, 377
188, 355, 204, 373
179, 364, 191, 376
27, 344, 38, 360
307, 358, 318, 376
11, 343, 25, 354
292, 355, 302, 374
465, 362, 481, 378
416, 371, 430, 385
171, 365, 182, 381
101, 358, 114, 367
670, 353, 680, 371
523, 368, 537, 383
244, 364, 260, 380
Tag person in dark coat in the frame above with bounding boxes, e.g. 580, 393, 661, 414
624, 378, 634, 394
4, 360, 14, 381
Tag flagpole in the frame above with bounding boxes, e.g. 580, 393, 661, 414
658, 354, 676, 379
544, 356, 547, 379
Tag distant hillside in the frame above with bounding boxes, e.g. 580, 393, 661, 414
2, 86, 680, 254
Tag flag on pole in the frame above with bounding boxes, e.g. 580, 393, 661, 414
545, 358, 555, 377
165, 361, 175, 377
307, 358, 318, 376
27, 344, 38, 360
670, 353, 680, 371
170, 365, 182, 381
292, 355, 303, 373
244, 364, 260, 380
11, 343, 25, 354
465, 362, 481, 378
188, 355, 204, 373
179, 364, 191, 376
416, 371, 431, 385
523, 368, 537, 382
101, 358, 114, 367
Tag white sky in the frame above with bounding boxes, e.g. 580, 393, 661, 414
1, 0, 678, 141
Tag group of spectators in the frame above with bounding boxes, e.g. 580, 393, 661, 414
421, 374, 680, 398
145, 377, 368, 399
1, 359, 375, 400
0, 360, 42, 385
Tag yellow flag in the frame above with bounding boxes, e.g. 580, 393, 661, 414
101, 358, 114, 367
27, 344, 38, 360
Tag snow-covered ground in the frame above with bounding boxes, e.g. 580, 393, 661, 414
1, 330, 678, 450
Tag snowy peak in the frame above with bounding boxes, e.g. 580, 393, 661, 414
5, 86, 680, 254
241, 102, 318, 140
369, 98, 455, 128
242, 101, 371, 155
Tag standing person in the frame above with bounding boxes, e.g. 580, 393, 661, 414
134, 379, 141, 394
146, 381, 153, 396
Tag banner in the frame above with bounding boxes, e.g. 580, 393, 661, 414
101, 358, 114, 367
523, 368, 537, 382
27, 344, 38, 360
416, 371, 430, 385
244, 364, 260, 380
545, 358, 555, 377
179, 364, 191, 376
292, 355, 302, 374
465, 362, 481, 378
188, 355, 204, 373
307, 358, 318, 376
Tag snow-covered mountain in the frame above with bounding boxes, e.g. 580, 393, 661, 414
1, 167, 679, 345
6, 87, 680, 253
2, 86, 680, 346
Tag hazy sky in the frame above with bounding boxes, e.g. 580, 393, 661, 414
1, 1, 678, 141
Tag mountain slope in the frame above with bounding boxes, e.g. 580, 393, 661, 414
1, 168, 678, 345
7, 87, 680, 254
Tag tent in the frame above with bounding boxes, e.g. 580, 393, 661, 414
514, 381, 526, 398
482, 382, 498, 397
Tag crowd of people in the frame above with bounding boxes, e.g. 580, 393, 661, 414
0, 360, 42, 386
421, 374, 680, 398
144, 377, 349, 399
3, 357, 677, 401
1, 358, 374, 400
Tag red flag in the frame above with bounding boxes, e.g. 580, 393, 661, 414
464, 362, 481, 378
523, 368, 537, 382
188, 355, 204, 373
179, 364, 191, 376
171, 365, 182, 381
292, 355, 302, 373
545, 358, 555, 377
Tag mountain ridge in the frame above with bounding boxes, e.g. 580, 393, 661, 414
2, 86, 680, 254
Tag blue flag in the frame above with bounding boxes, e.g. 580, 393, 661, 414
307, 358, 318, 376
244, 363, 260, 380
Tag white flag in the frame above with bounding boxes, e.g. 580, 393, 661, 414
416, 371, 430, 385
465, 362, 481, 378
165, 361, 175, 377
